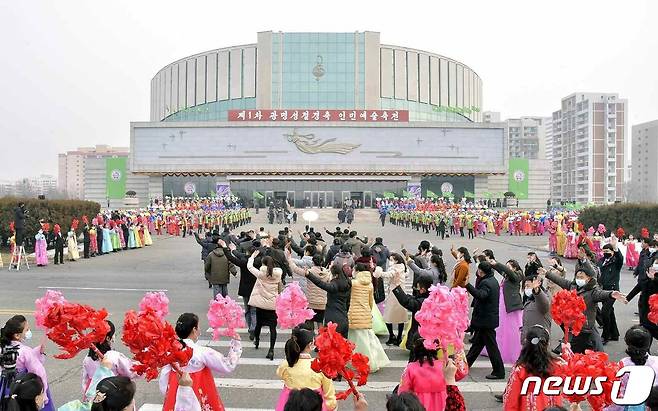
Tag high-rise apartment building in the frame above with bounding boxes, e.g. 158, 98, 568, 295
58, 145, 129, 199
631, 120, 658, 203
507, 116, 551, 160
551, 93, 627, 204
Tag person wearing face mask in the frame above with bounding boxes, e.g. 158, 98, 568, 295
598, 236, 624, 345
0, 316, 54, 411
81, 321, 137, 400
520, 275, 551, 342
275, 328, 336, 411
5, 372, 46, 411
159, 313, 242, 411
465, 262, 505, 380
543, 266, 627, 353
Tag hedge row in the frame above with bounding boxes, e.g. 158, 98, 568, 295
578, 203, 658, 238
0, 197, 100, 249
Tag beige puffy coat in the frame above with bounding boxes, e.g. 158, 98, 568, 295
247, 257, 283, 311
348, 271, 374, 329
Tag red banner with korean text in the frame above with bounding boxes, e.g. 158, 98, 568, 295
228, 109, 409, 122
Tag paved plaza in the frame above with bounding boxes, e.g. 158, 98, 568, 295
0, 211, 642, 410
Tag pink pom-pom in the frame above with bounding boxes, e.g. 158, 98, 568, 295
415, 285, 470, 351
276, 282, 315, 329
587, 227, 595, 236
208, 295, 245, 340
139, 292, 170, 321
598, 224, 606, 234
35, 290, 67, 329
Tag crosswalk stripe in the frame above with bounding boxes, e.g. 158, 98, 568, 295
139, 407, 270, 411
234, 357, 511, 368
198, 339, 405, 350
212, 378, 507, 392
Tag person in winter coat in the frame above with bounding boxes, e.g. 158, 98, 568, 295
407, 254, 445, 286
450, 245, 472, 288
465, 261, 505, 380
218, 239, 257, 340
324, 238, 342, 267
247, 250, 283, 361
51, 225, 65, 265
374, 253, 409, 346
520, 274, 551, 342
332, 244, 355, 273
347, 265, 390, 372
205, 245, 236, 299
392, 275, 433, 357
486, 253, 524, 364
305, 263, 351, 338
344, 231, 369, 257
626, 258, 658, 343
195, 231, 218, 288
287, 254, 330, 331
543, 264, 627, 353
598, 238, 624, 344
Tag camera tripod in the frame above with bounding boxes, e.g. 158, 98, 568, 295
8, 243, 30, 271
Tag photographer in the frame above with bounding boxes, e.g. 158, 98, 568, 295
13, 203, 28, 247
1, 315, 53, 410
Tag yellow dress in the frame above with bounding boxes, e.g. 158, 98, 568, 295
276, 356, 337, 410
133, 227, 143, 248
143, 227, 153, 246
556, 225, 567, 257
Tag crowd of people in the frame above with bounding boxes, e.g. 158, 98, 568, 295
3, 194, 658, 410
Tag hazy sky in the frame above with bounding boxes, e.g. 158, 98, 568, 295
1, 0, 656, 180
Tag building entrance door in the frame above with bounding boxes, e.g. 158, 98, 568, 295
326, 191, 334, 208
311, 192, 320, 208
350, 192, 363, 208
341, 191, 351, 207
318, 192, 326, 208
286, 191, 295, 208
364, 191, 373, 208
265, 191, 274, 206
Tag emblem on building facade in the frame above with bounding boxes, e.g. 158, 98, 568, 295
284, 129, 360, 155
312, 55, 325, 81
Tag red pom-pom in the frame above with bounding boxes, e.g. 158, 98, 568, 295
9, 221, 15, 233
311, 322, 370, 400
122, 308, 193, 381
43, 302, 111, 359
554, 350, 621, 408
641, 227, 650, 239
648, 294, 658, 324
551, 289, 587, 337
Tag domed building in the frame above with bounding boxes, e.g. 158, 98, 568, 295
130, 31, 509, 207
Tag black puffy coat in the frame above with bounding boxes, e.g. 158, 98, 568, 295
466, 272, 500, 329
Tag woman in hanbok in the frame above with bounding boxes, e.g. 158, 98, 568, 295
399, 339, 449, 411
0, 315, 55, 411
116, 221, 126, 249
159, 313, 242, 411
89, 223, 98, 257
81, 321, 137, 399
564, 228, 578, 259
275, 328, 336, 411
109, 222, 120, 252
138, 224, 146, 246
34, 228, 48, 266
143, 223, 153, 246
127, 222, 137, 249
556, 223, 568, 257
591, 231, 604, 260
101, 223, 112, 254
133, 225, 143, 248
626, 235, 640, 270
67, 228, 80, 261
486, 216, 495, 234
373, 253, 408, 346
347, 265, 390, 372
547, 221, 558, 255
489, 258, 524, 364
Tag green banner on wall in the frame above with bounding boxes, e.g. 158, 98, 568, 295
106, 157, 127, 199
508, 158, 529, 200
